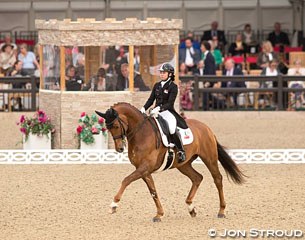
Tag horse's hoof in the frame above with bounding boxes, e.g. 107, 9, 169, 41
189, 207, 197, 217
109, 206, 117, 214
217, 213, 226, 218
152, 217, 161, 222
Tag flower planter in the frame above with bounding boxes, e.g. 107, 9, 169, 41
23, 133, 51, 150
80, 133, 108, 150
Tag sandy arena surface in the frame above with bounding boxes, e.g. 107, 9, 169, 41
0, 164, 304, 240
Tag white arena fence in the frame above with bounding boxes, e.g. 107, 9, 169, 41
0, 149, 305, 164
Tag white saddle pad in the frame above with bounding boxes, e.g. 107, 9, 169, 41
153, 117, 194, 148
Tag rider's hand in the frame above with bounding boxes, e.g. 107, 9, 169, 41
150, 106, 160, 116
140, 107, 146, 114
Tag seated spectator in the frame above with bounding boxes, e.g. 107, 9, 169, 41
222, 58, 246, 108
116, 63, 149, 91
84, 67, 115, 91
287, 59, 305, 108
65, 65, 83, 91
75, 53, 85, 80
0, 43, 16, 75
179, 37, 201, 73
180, 31, 201, 51
260, 59, 280, 107
256, 41, 279, 69
211, 81, 227, 110
180, 80, 193, 110
201, 21, 227, 53
0, 34, 17, 52
242, 24, 258, 53
228, 33, 247, 57
193, 60, 204, 76
267, 22, 290, 49
179, 62, 189, 76
18, 43, 39, 76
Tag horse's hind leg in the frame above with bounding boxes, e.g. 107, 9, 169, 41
142, 174, 164, 222
177, 161, 203, 217
201, 156, 226, 218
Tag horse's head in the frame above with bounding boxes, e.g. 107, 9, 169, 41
95, 108, 127, 153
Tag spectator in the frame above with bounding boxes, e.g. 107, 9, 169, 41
75, 53, 85, 80
180, 31, 201, 51
267, 22, 290, 48
84, 67, 115, 91
18, 43, 39, 76
209, 40, 223, 69
194, 60, 204, 76
116, 63, 149, 91
222, 58, 246, 107
0, 43, 16, 75
287, 59, 305, 108
6, 60, 23, 88
200, 41, 216, 110
179, 62, 189, 76
179, 37, 201, 73
180, 80, 193, 110
256, 41, 279, 69
0, 34, 17, 52
242, 24, 258, 53
65, 65, 83, 91
260, 59, 280, 107
228, 33, 247, 57
201, 21, 227, 53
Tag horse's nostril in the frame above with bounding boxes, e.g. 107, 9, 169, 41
119, 148, 124, 152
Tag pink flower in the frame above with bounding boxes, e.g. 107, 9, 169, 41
20, 127, 27, 134
76, 125, 83, 134
80, 112, 86, 117
102, 127, 107, 132
38, 116, 47, 123
91, 127, 98, 134
19, 115, 25, 123
98, 117, 105, 124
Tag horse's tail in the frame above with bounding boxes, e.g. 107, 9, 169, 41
217, 141, 246, 185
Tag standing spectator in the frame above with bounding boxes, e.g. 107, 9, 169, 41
0, 44, 16, 75
267, 22, 290, 48
222, 58, 246, 107
242, 24, 258, 53
200, 41, 216, 110
179, 37, 201, 73
209, 40, 223, 69
116, 63, 149, 91
228, 33, 247, 57
201, 21, 227, 53
18, 43, 39, 76
256, 41, 279, 69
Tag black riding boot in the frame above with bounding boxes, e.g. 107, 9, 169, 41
171, 130, 186, 163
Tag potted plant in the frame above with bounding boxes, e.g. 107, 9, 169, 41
76, 112, 108, 149
17, 110, 55, 150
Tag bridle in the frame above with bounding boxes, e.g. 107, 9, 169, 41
106, 114, 149, 142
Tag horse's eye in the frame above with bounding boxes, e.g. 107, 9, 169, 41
114, 125, 119, 129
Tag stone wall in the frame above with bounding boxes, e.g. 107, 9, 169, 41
36, 18, 182, 46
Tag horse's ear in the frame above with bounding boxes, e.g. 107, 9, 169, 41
95, 110, 106, 119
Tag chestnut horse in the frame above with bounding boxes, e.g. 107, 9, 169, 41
96, 102, 245, 222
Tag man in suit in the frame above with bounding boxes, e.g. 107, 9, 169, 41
267, 22, 290, 48
179, 37, 201, 73
201, 21, 227, 53
116, 63, 150, 91
222, 58, 246, 107
199, 41, 216, 110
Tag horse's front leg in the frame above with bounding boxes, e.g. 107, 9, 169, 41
110, 167, 147, 214
143, 174, 164, 222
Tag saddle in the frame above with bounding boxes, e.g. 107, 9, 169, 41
154, 115, 193, 148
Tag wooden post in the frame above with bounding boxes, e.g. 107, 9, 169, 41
152, 45, 157, 84
60, 46, 66, 91
129, 45, 134, 91
39, 45, 43, 89
174, 44, 179, 84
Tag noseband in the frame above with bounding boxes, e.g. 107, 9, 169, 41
106, 116, 127, 141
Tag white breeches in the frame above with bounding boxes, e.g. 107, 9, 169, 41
159, 110, 177, 134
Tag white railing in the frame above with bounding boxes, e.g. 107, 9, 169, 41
0, 149, 305, 164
